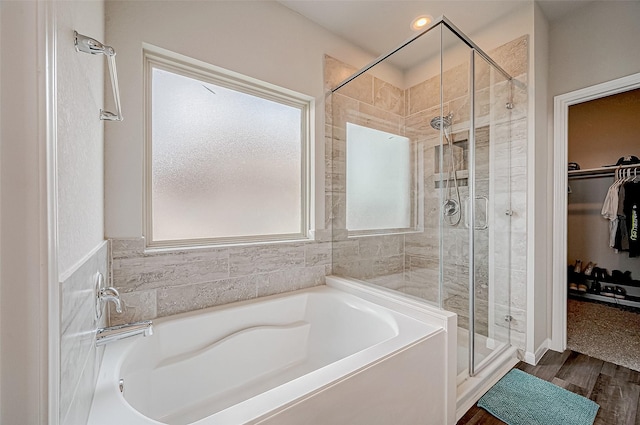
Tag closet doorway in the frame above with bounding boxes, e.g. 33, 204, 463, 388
552, 73, 640, 370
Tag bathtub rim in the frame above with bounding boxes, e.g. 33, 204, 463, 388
326, 275, 458, 423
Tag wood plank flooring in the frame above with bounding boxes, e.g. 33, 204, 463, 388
457, 350, 640, 425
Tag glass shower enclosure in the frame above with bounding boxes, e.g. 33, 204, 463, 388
329, 17, 514, 379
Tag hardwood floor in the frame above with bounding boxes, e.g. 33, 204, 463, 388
457, 350, 640, 425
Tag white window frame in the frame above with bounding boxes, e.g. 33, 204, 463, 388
143, 47, 313, 248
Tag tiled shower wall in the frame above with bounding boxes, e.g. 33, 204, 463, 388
326, 35, 529, 350
326, 55, 409, 289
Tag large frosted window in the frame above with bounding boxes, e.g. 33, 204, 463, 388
346, 123, 411, 232
147, 55, 310, 246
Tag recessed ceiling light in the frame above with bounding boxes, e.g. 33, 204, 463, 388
411, 15, 433, 31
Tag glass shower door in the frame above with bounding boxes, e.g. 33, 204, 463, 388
471, 51, 513, 374
438, 24, 473, 377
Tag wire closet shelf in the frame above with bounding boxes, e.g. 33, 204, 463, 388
568, 163, 640, 179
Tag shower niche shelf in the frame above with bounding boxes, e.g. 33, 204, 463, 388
434, 169, 469, 182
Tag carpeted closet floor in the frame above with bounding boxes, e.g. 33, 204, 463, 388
567, 298, 640, 372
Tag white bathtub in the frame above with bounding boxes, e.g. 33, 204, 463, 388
88, 277, 456, 425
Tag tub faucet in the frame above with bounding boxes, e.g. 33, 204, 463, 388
96, 320, 153, 346
98, 286, 122, 314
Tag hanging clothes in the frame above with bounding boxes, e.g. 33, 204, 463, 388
624, 181, 640, 257
614, 184, 629, 251
601, 178, 620, 248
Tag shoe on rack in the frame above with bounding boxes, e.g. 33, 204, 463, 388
600, 268, 612, 283
600, 285, 615, 298
577, 283, 588, 293
583, 262, 595, 276
588, 267, 600, 294
573, 260, 583, 273
569, 282, 578, 291
601, 286, 615, 297
614, 286, 627, 299
612, 269, 624, 283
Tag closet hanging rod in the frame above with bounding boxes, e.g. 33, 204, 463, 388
74, 31, 123, 122
568, 163, 639, 179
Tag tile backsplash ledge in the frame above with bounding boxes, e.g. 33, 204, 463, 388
108, 238, 331, 325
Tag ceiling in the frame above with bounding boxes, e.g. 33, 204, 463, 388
278, 0, 595, 68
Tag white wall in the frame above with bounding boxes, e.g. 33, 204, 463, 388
0, 2, 47, 423
104, 0, 385, 238
532, 1, 550, 354
0, 0, 3, 413
549, 1, 640, 96
57, 0, 106, 279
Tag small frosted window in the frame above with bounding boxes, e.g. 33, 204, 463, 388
149, 63, 309, 245
346, 123, 411, 231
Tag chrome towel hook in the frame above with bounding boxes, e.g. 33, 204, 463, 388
74, 31, 123, 121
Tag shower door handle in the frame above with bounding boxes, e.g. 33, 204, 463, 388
464, 196, 489, 230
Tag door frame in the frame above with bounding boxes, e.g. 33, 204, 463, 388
550, 72, 640, 352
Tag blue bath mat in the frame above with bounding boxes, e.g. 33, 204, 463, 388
477, 369, 599, 425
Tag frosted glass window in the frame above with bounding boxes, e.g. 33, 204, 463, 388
148, 62, 309, 245
346, 123, 411, 231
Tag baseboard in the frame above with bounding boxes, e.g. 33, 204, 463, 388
523, 338, 550, 365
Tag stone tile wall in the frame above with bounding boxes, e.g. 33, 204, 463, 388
108, 237, 330, 325
325, 56, 413, 297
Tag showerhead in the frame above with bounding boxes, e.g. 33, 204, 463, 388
430, 114, 453, 131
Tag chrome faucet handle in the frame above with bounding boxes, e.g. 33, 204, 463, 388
100, 286, 120, 298
98, 286, 123, 314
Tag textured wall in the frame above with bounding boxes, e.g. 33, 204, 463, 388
55, 2, 107, 424
56, 1, 105, 277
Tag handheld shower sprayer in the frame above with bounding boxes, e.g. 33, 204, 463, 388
431, 113, 461, 226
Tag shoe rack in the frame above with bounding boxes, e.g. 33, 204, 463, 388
568, 266, 640, 309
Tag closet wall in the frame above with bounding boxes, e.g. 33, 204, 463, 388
567, 88, 640, 277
